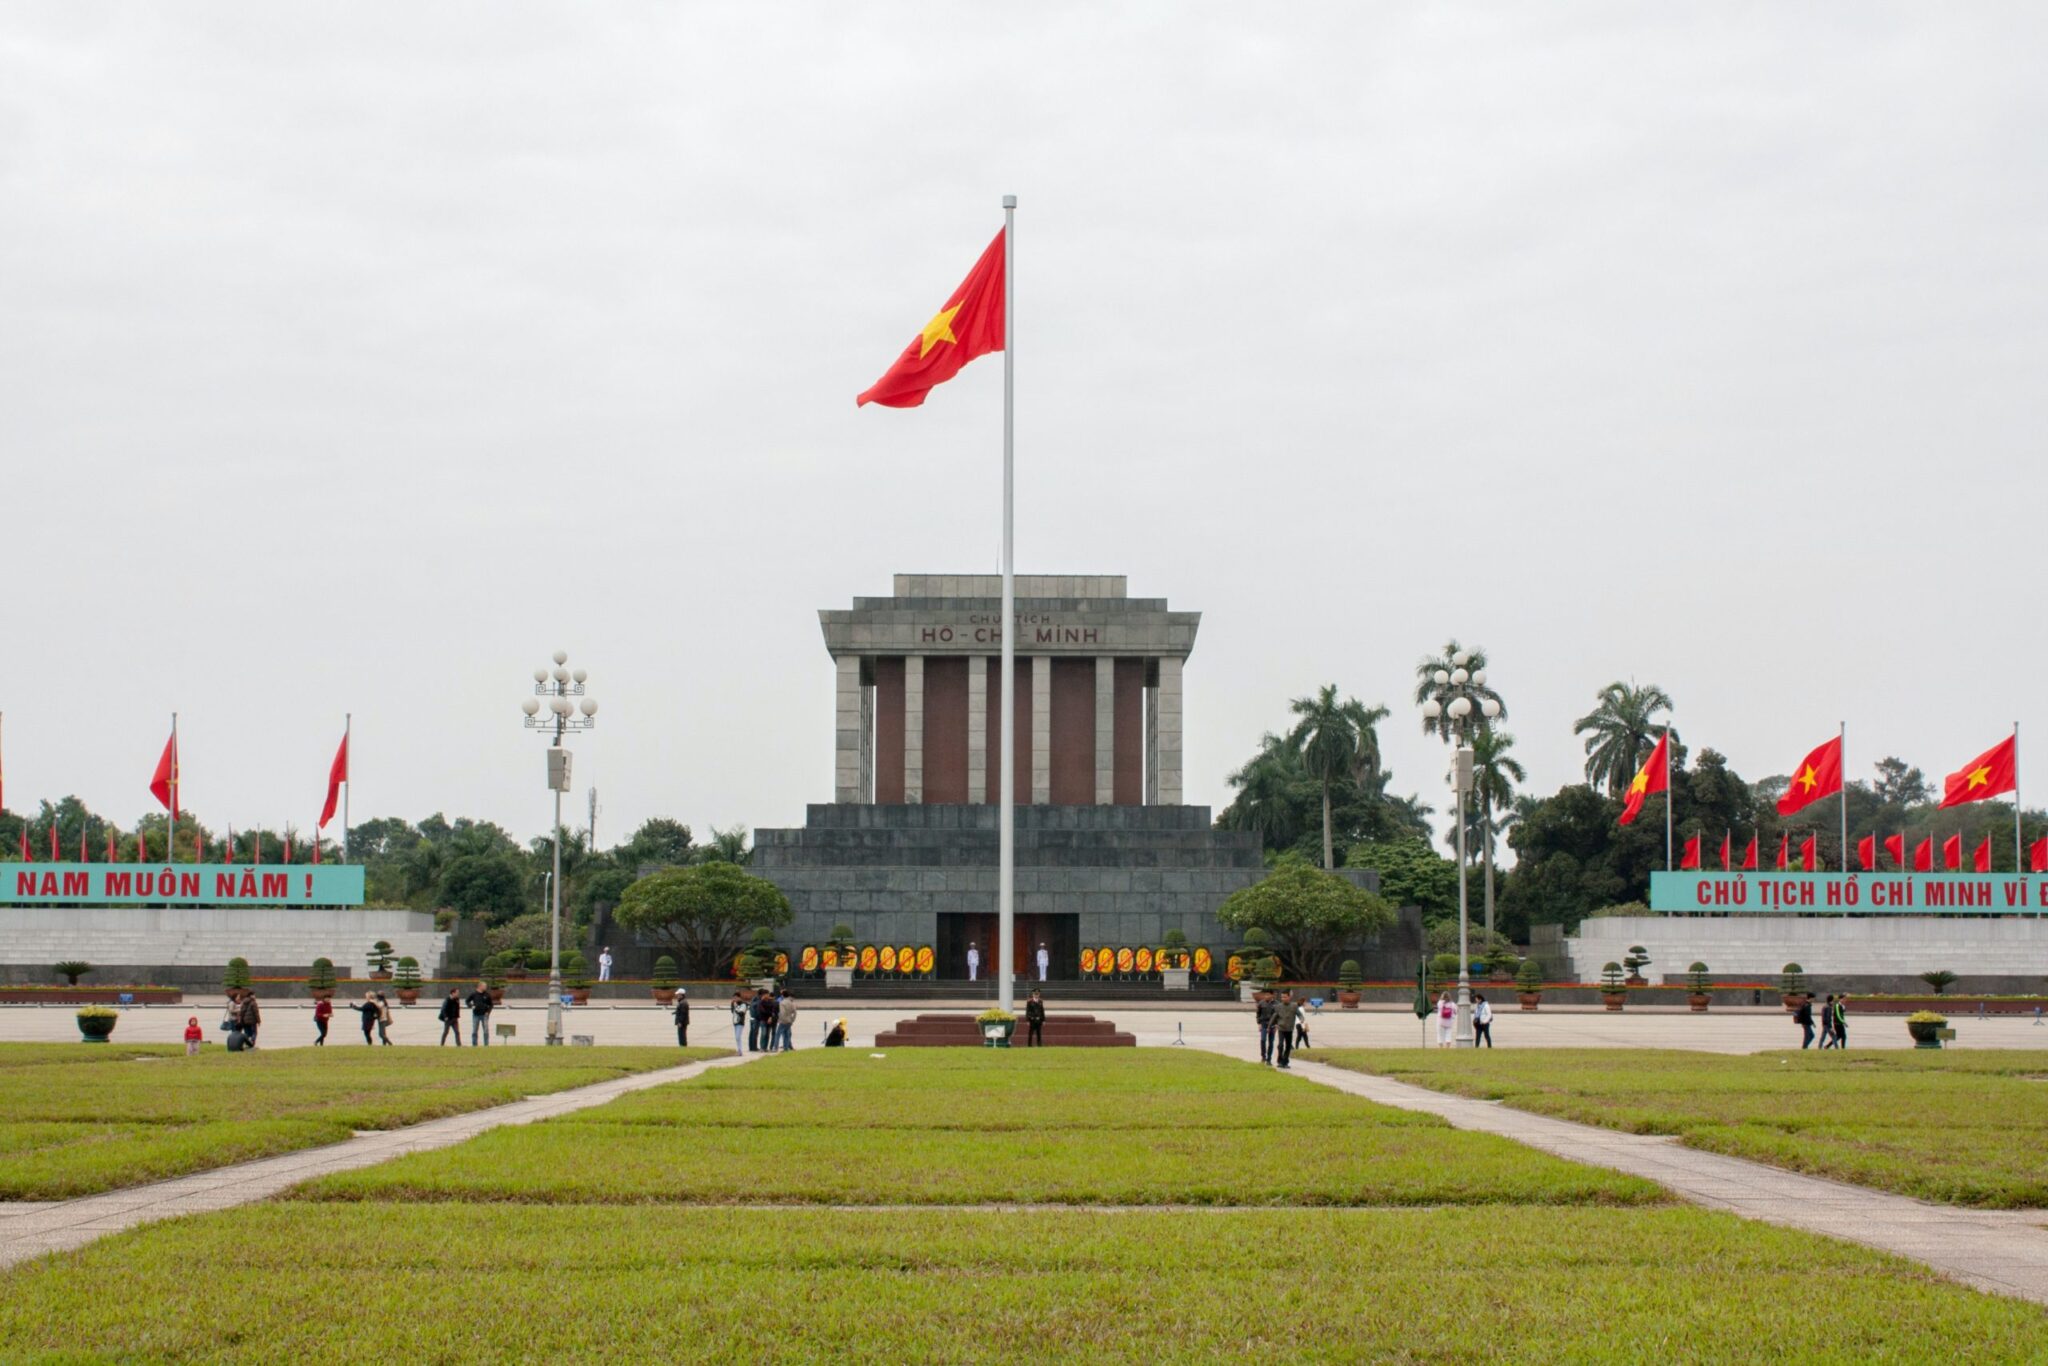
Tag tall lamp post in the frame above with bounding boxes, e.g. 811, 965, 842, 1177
1420, 650, 1501, 1048
521, 650, 597, 1046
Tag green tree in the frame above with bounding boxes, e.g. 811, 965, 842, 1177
1471, 729, 1525, 940
440, 853, 526, 922
1412, 641, 1507, 743
619, 817, 694, 868
1217, 734, 1313, 852
1345, 836, 1456, 921
1286, 685, 1389, 871
694, 825, 752, 866
613, 862, 792, 978
1573, 681, 1676, 796
1214, 860, 1395, 979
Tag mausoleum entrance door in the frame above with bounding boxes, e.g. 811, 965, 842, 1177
937, 912, 1079, 982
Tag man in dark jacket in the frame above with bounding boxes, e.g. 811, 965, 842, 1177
437, 988, 462, 1045
235, 990, 261, 1048
1794, 995, 1815, 1049
1024, 990, 1046, 1046
1271, 991, 1299, 1070
1255, 990, 1277, 1065
467, 980, 494, 1047
672, 988, 690, 1047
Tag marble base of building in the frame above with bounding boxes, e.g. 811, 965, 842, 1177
1565, 914, 2048, 993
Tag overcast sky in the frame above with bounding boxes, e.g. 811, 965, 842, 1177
3, 4, 2044, 851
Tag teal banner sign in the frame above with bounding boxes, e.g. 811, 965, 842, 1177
6, 863, 365, 907
1651, 870, 2048, 914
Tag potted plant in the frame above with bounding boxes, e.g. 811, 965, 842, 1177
505, 944, 531, 980
742, 928, 781, 988
482, 954, 508, 1005
1237, 929, 1277, 1002
224, 957, 251, 996
1516, 959, 1543, 1011
1686, 961, 1711, 1012
1490, 953, 1519, 984
394, 956, 421, 1005
562, 950, 592, 1005
1622, 945, 1651, 987
1599, 962, 1628, 1011
54, 960, 94, 987
1779, 963, 1810, 1011
1161, 929, 1192, 991
1919, 969, 1958, 996
1336, 960, 1362, 1009
366, 940, 394, 981
977, 1006, 1016, 1048
307, 957, 337, 1001
1427, 953, 1460, 994
526, 948, 550, 974
76, 1004, 118, 1043
1906, 1009, 1948, 1049
824, 925, 856, 990
651, 955, 678, 1004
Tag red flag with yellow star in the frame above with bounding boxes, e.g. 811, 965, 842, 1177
857, 230, 1005, 409
1938, 735, 2017, 809
1775, 736, 1842, 816
1616, 732, 1669, 826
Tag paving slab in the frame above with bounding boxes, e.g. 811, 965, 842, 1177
1261, 1052, 2048, 1306
0, 1053, 751, 1270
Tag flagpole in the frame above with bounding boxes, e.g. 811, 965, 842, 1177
1663, 726, 1672, 870
169, 712, 178, 864
343, 713, 352, 863
2013, 720, 2021, 876
997, 192, 1016, 1015
1839, 720, 1847, 873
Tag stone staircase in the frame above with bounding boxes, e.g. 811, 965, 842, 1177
873, 1012, 1135, 1047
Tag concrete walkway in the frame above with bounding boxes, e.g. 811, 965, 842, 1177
0, 1053, 750, 1270
1274, 1054, 2048, 1306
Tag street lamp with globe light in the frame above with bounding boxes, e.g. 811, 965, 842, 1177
1418, 648, 1504, 1048
523, 651, 597, 1046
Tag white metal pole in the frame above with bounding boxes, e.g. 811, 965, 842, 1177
1454, 736, 1473, 1047
1663, 725, 1673, 870
2013, 721, 2022, 875
548, 727, 564, 1047
343, 713, 352, 863
169, 712, 178, 863
998, 193, 1016, 1014
1838, 720, 1847, 873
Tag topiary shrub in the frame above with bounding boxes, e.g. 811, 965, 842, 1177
561, 950, 591, 990
1337, 959, 1362, 988
224, 957, 251, 993
1599, 962, 1627, 991
366, 940, 394, 976
1780, 962, 1809, 997
394, 957, 421, 989
1687, 961, 1711, 993
652, 955, 678, 989
1516, 959, 1543, 992
307, 957, 336, 993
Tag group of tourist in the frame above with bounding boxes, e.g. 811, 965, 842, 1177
1252, 987, 1311, 1068
313, 991, 394, 1045
433, 981, 498, 1046
1434, 991, 1495, 1047
1794, 993, 1851, 1049
730, 985, 801, 1053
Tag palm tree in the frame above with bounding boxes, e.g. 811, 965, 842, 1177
1471, 729, 1525, 939
696, 825, 751, 865
1220, 735, 1308, 852
1413, 640, 1507, 742
1574, 681, 1676, 796
1286, 686, 1389, 871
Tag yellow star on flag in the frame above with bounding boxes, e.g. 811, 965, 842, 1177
1628, 771, 1648, 795
1795, 764, 1819, 792
1966, 765, 1993, 790
917, 304, 960, 358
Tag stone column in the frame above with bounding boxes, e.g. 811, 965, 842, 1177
904, 655, 925, 803
1094, 655, 1116, 804
858, 676, 875, 803
1145, 673, 1160, 805
1155, 655, 1183, 804
1030, 657, 1052, 803
966, 656, 988, 804
834, 655, 863, 804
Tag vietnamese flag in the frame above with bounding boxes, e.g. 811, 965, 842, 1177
312, 835, 322, 866
1740, 834, 1759, 870
283, 831, 293, 864
105, 830, 116, 863
857, 230, 1006, 409
16, 826, 27, 860
1678, 834, 1701, 870
1885, 833, 1906, 867
1776, 736, 1844, 816
149, 730, 179, 819
2031, 837, 2047, 873
1773, 833, 1789, 870
77, 825, 87, 862
1718, 832, 1733, 871
1942, 833, 1962, 871
1940, 735, 2017, 809
1972, 836, 1992, 873
47, 824, 58, 860
1617, 733, 1670, 826
1800, 835, 1818, 871
319, 731, 349, 830
1857, 835, 1876, 871
1912, 837, 1933, 871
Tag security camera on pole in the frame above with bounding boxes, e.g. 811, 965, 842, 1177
1419, 650, 1501, 1049
521, 651, 597, 1046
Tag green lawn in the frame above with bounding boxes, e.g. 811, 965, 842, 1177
297, 1049, 1660, 1207
0, 1043, 720, 1199
1, 1205, 2039, 1362
1314, 1048, 2048, 1207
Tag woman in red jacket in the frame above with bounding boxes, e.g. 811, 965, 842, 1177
312, 996, 333, 1046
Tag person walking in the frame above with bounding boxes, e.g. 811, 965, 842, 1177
597, 948, 613, 983
1818, 994, 1838, 1049
672, 987, 690, 1047
437, 988, 462, 1046
312, 995, 332, 1046
755, 989, 779, 1053
1436, 991, 1455, 1048
356, 991, 379, 1044
729, 989, 748, 1055
183, 1015, 203, 1056
1473, 993, 1494, 1048
1255, 989, 1277, 1065
1293, 1001, 1311, 1053
1794, 994, 1815, 1049
1271, 990, 1299, 1069
236, 989, 261, 1048
1025, 990, 1045, 1046
966, 943, 980, 982
374, 992, 393, 1045
1832, 994, 1850, 1049
466, 980, 494, 1047
775, 990, 798, 1052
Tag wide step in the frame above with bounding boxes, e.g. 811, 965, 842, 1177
874, 1012, 1135, 1047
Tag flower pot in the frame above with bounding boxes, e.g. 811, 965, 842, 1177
369, 970, 392, 982
1518, 993, 1541, 1012
1906, 1019, 1945, 1048
76, 1012, 117, 1043
1688, 993, 1710, 1012
397, 989, 420, 1006
1625, 975, 1647, 988
980, 1020, 1015, 1048
488, 987, 506, 1006
651, 988, 676, 1005
570, 989, 590, 1005
1162, 968, 1191, 992
506, 966, 529, 981
1601, 991, 1627, 1012
309, 988, 335, 1001
1337, 988, 1360, 1009
1781, 994, 1808, 1012
825, 966, 854, 990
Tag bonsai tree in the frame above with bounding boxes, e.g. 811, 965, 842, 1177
1238, 927, 1279, 985
224, 957, 252, 994
1337, 959, 1362, 989
480, 953, 506, 989
1622, 944, 1651, 984
393, 957, 421, 990
1599, 962, 1627, 992
825, 924, 856, 965
740, 927, 780, 981
308, 957, 337, 995
1515, 959, 1543, 994
562, 950, 591, 991
1780, 963, 1809, 997
652, 955, 679, 990
1162, 927, 1190, 970
54, 961, 93, 986
1919, 969, 1958, 995
526, 948, 550, 972
366, 940, 394, 977
1427, 952, 1461, 992
1686, 961, 1711, 993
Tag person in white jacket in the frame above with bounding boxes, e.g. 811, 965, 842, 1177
1473, 993, 1494, 1048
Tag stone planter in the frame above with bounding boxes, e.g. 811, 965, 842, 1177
369, 970, 392, 982
1238, 981, 1268, 1003
825, 966, 854, 990
651, 987, 676, 1005
569, 988, 591, 1005
1781, 993, 1809, 1012
1600, 991, 1627, 1012
397, 989, 420, 1006
1688, 993, 1710, 1012
1162, 968, 1191, 992
488, 987, 506, 1005
1907, 1018, 1946, 1049
1518, 992, 1541, 1012
308, 988, 335, 1001
76, 1012, 117, 1043
1336, 988, 1361, 1010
